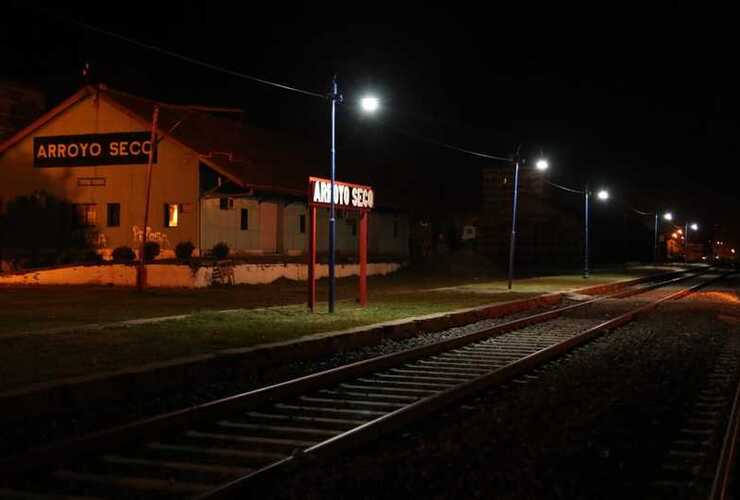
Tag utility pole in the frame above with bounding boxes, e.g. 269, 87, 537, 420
328, 77, 340, 312
653, 213, 659, 263
507, 149, 521, 290
584, 185, 590, 278
137, 105, 159, 292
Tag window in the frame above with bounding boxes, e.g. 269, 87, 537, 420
299, 214, 306, 234
219, 198, 233, 210
73, 204, 97, 226
107, 203, 120, 227
240, 208, 249, 230
164, 203, 179, 228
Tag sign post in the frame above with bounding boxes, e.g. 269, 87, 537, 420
307, 176, 374, 312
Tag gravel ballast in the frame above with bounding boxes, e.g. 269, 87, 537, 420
261, 275, 740, 500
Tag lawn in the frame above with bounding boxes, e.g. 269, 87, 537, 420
0, 266, 674, 391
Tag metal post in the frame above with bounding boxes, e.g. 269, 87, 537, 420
684, 222, 689, 261
584, 186, 590, 279
653, 213, 659, 263
137, 104, 159, 292
328, 77, 339, 313
507, 155, 520, 290
308, 205, 317, 311
359, 210, 368, 306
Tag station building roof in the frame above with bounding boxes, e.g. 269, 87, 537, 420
0, 84, 386, 203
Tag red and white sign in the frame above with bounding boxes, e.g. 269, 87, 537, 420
309, 177, 374, 210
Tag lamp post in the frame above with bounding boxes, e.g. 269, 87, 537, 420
507, 152, 548, 290
326, 77, 379, 313
684, 221, 698, 261
584, 188, 609, 278
653, 211, 672, 262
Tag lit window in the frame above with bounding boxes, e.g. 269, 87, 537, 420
165, 204, 179, 228
73, 204, 97, 226
240, 208, 249, 230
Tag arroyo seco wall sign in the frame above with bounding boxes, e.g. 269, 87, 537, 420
33, 132, 157, 168
309, 177, 374, 210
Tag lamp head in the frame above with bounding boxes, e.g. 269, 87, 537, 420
596, 189, 609, 201
535, 158, 549, 171
360, 96, 380, 113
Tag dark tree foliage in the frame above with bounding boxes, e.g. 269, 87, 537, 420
0, 192, 95, 267
112, 246, 136, 262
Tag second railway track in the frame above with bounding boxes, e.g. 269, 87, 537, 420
0, 269, 728, 500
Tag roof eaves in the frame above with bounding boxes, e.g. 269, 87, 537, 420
0, 85, 95, 156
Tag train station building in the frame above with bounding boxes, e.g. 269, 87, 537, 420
0, 84, 409, 260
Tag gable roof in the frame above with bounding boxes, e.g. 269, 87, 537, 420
0, 84, 368, 199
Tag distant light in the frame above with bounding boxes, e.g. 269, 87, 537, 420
702, 256, 707, 260
672, 232, 678, 239
535, 158, 549, 171
677, 229, 683, 235
690, 223, 699, 231
732, 249, 736, 254
360, 96, 380, 113
663, 212, 673, 221
597, 189, 609, 201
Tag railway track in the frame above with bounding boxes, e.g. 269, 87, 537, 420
651, 310, 740, 500
0, 269, 727, 500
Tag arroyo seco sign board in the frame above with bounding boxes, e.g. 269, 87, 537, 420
33, 132, 157, 168
309, 176, 374, 210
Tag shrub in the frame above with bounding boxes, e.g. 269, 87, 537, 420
211, 242, 230, 260
143, 241, 160, 262
112, 246, 136, 262
175, 241, 195, 261
82, 249, 103, 264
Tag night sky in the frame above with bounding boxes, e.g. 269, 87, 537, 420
4, 3, 739, 249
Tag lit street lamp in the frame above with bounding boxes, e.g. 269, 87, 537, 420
584, 186, 609, 278
507, 150, 547, 290
684, 221, 699, 261
327, 77, 379, 313
652, 211, 673, 262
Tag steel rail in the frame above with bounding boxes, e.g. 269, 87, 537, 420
201, 271, 727, 500
708, 343, 740, 500
0, 269, 722, 499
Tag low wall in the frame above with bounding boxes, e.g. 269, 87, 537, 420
0, 262, 403, 288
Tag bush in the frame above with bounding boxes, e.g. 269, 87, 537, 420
211, 242, 230, 260
175, 241, 195, 261
112, 246, 136, 262
143, 241, 160, 262
82, 249, 103, 264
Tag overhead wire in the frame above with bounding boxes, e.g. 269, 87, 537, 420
35, 8, 519, 166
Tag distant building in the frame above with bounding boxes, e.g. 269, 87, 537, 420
0, 81, 45, 142
478, 166, 581, 268
0, 84, 408, 260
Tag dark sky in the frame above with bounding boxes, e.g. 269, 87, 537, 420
4, 2, 739, 244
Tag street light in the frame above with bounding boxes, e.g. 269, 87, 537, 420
684, 221, 699, 261
507, 152, 548, 290
360, 96, 380, 113
652, 211, 673, 262
584, 187, 609, 278
327, 77, 380, 313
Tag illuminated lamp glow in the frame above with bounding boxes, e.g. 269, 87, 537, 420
690, 223, 699, 231
535, 158, 549, 171
663, 212, 673, 221
597, 189, 609, 201
360, 96, 380, 113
